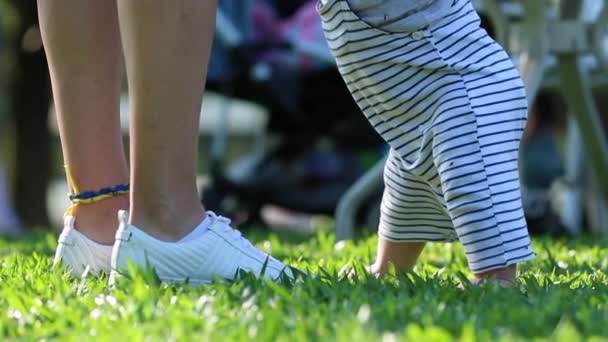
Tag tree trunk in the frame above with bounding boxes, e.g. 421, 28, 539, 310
7, 0, 52, 229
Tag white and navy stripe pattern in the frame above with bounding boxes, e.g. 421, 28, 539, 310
318, 0, 534, 273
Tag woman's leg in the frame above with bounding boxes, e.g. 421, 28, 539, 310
38, 0, 128, 245
110, 0, 294, 284
116, 0, 214, 241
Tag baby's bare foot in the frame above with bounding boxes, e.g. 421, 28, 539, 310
339, 262, 406, 279
458, 264, 518, 289
338, 263, 374, 279
458, 277, 517, 289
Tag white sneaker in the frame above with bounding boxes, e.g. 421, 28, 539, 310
53, 216, 113, 277
109, 210, 294, 286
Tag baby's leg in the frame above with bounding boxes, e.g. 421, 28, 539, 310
372, 150, 454, 275
317, 0, 490, 277
370, 239, 425, 275
434, 114, 532, 283
426, 16, 534, 281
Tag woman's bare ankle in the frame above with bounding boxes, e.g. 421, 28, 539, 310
71, 194, 128, 245
129, 199, 206, 242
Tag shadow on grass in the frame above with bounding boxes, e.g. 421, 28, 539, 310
0, 230, 56, 257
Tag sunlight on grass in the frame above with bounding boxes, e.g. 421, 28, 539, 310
0, 230, 606, 340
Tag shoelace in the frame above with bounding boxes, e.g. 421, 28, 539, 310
208, 212, 294, 280
207, 211, 260, 251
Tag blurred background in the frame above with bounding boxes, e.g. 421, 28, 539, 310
0, 0, 607, 239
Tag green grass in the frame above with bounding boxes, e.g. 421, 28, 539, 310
0, 230, 607, 341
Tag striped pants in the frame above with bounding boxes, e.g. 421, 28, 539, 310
318, 0, 535, 272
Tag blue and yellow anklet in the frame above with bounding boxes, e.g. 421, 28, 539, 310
64, 165, 129, 217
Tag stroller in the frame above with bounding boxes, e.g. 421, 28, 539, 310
202, 0, 385, 229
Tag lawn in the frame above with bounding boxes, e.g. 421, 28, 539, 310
0, 229, 607, 341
